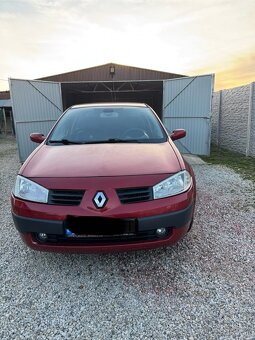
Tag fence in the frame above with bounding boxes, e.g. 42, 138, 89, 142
212, 82, 255, 157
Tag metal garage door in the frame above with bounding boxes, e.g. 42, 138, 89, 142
163, 75, 214, 155
10, 79, 63, 162
10, 75, 214, 162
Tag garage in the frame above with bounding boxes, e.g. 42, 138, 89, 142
9, 63, 214, 161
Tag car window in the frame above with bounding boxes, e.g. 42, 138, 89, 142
48, 106, 167, 144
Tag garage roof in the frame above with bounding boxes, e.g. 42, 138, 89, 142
38, 63, 185, 82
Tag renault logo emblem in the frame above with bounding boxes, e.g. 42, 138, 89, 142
93, 191, 107, 208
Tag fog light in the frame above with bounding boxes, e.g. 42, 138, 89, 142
38, 233, 48, 241
156, 228, 167, 237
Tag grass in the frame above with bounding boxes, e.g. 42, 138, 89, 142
201, 144, 255, 183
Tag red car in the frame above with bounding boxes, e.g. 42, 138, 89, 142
11, 103, 196, 253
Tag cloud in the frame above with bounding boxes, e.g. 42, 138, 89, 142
215, 53, 255, 90
0, 0, 254, 91
190, 52, 255, 90
0, 0, 36, 15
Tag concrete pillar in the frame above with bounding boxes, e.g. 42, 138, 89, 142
246, 82, 254, 156
216, 90, 222, 147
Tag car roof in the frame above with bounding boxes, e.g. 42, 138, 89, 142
70, 102, 148, 109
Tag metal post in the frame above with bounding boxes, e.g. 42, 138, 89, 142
246, 82, 254, 156
3, 107, 7, 135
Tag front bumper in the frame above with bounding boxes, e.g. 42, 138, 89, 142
12, 204, 193, 253
20, 225, 190, 253
12, 204, 193, 234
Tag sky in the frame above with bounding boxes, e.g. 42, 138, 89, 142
0, 0, 255, 92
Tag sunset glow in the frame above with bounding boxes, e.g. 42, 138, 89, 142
0, 0, 254, 92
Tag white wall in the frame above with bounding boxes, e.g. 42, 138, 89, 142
212, 82, 255, 157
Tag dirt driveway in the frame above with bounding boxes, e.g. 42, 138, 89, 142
0, 137, 254, 339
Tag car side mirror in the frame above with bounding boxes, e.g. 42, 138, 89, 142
170, 129, 186, 141
30, 133, 45, 144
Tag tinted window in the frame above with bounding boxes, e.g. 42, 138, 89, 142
48, 106, 167, 144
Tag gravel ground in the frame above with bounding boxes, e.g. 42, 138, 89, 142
0, 137, 254, 340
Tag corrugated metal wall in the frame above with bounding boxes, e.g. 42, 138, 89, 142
10, 79, 63, 162
163, 75, 214, 155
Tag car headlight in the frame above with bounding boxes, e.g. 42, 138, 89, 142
153, 170, 192, 199
13, 175, 49, 203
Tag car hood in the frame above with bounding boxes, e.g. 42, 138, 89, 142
21, 143, 181, 178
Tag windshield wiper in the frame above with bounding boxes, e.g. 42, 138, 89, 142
48, 138, 145, 145
82, 138, 143, 144
48, 139, 82, 145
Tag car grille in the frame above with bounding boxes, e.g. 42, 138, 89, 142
34, 229, 171, 245
116, 187, 153, 204
48, 190, 85, 206
40, 231, 162, 244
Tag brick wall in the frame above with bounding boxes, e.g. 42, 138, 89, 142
212, 82, 255, 156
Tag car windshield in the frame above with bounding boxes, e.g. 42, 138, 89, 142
48, 106, 167, 144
